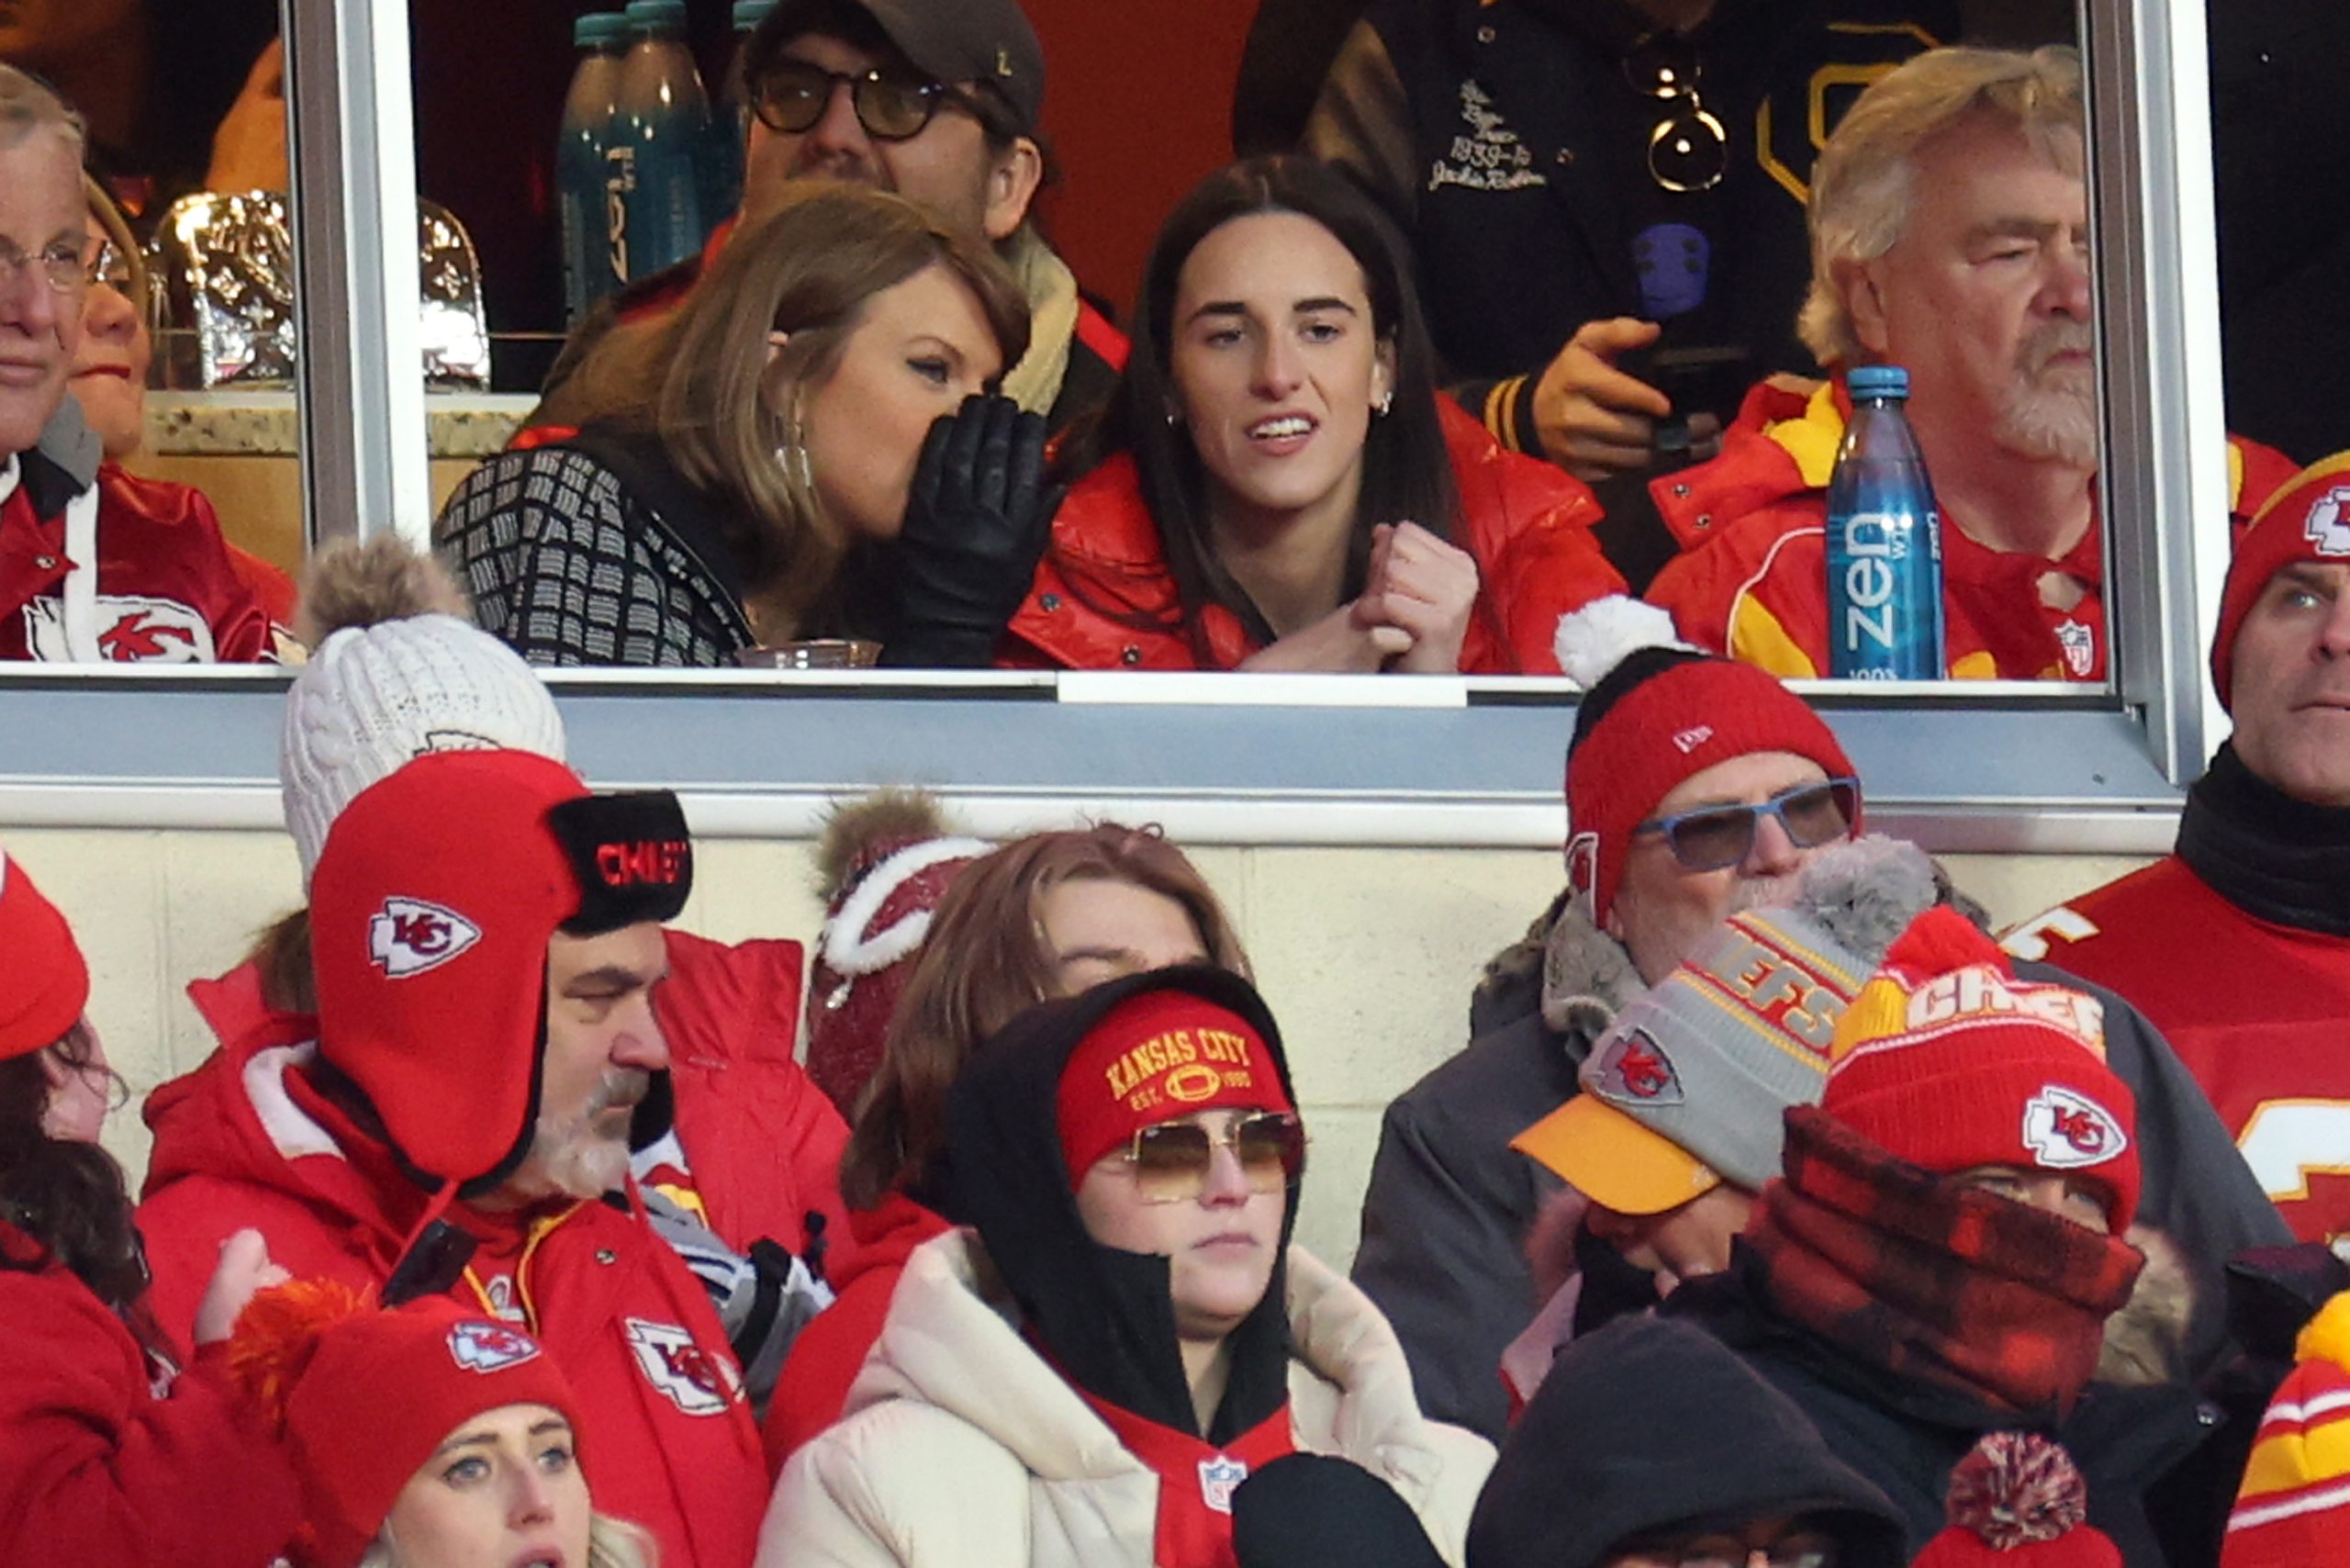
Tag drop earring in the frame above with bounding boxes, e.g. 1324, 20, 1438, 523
1373, 390, 1394, 418
776, 419, 814, 488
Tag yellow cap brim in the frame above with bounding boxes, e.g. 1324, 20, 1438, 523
1511, 1092, 1722, 1216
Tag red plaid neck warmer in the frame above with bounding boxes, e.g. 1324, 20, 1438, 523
1748, 1107, 2144, 1415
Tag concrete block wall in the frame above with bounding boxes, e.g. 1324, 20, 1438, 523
3, 828, 2152, 1271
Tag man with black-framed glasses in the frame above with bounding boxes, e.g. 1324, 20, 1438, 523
534, 0, 1123, 442
1351, 601, 2288, 1442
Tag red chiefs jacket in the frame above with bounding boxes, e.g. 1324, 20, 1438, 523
2005, 856, 2350, 1248
643, 930, 855, 1273
1003, 399, 1624, 672
0, 1220, 301, 1564
1643, 379, 2300, 680
761, 1191, 953, 1474
1, 453, 275, 663
135, 968, 769, 1568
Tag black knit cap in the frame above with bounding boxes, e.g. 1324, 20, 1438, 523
1468, 1315, 1908, 1568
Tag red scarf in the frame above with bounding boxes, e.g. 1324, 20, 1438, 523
1747, 1108, 2143, 1415
1079, 1390, 1295, 1568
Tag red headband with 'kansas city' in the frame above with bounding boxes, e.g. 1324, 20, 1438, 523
1056, 987, 1295, 1182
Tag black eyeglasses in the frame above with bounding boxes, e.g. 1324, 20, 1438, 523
1633, 778, 1861, 872
750, 60, 983, 142
1114, 1112, 1307, 1204
1624, 33, 1727, 193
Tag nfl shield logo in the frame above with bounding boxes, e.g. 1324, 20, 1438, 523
1198, 1455, 1248, 1515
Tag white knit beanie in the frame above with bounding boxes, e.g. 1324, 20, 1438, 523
280, 614, 568, 888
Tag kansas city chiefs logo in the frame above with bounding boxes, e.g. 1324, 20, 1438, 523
1592, 1027, 1685, 1105
2303, 485, 2350, 557
22, 595, 215, 663
368, 897, 481, 977
1565, 832, 1601, 923
623, 1317, 740, 1417
2021, 1084, 2128, 1169
447, 1320, 541, 1373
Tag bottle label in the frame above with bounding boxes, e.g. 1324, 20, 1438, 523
1827, 503, 1943, 678
604, 146, 636, 286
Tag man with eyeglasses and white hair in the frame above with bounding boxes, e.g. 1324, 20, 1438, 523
1351, 602, 2287, 1442
1301, 0, 1986, 588
536, 0, 1121, 442
0, 66, 273, 665
1645, 44, 2297, 680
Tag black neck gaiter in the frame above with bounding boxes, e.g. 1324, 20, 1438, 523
2177, 743, 2350, 935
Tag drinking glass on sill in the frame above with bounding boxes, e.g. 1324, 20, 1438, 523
735, 639, 884, 669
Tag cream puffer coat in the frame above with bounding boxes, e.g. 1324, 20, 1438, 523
755, 1229, 1494, 1567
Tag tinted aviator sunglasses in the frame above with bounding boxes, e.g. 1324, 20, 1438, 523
1115, 1112, 1308, 1204
751, 60, 984, 141
1633, 778, 1861, 873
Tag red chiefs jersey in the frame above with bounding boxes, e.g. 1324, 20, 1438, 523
1, 454, 274, 664
1645, 379, 2300, 680
2004, 856, 2350, 1249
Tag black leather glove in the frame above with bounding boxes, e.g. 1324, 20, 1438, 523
879, 393, 1065, 668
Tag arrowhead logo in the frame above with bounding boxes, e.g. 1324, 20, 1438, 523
1593, 1026, 1685, 1105
2021, 1084, 2128, 1170
447, 1320, 541, 1374
2303, 486, 2350, 557
368, 897, 481, 978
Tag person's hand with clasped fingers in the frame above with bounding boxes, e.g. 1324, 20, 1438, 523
1360, 521, 1479, 672
882, 392, 1066, 668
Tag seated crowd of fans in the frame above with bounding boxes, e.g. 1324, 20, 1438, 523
8, 4, 2350, 1566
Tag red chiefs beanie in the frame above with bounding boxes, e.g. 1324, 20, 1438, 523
0, 850, 89, 1060
230, 1282, 580, 1568
1056, 986, 1295, 1183
308, 750, 693, 1191
2212, 451, 2350, 711
1912, 1433, 2122, 1568
1825, 908, 2140, 1232
1565, 645, 1858, 924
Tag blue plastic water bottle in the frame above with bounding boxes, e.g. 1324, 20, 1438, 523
707, 0, 777, 220
557, 14, 629, 323
1825, 364, 1945, 679
611, 0, 717, 279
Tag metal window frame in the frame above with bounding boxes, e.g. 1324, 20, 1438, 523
0, 0, 2229, 857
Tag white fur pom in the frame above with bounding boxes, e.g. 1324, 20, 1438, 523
1551, 596, 1692, 690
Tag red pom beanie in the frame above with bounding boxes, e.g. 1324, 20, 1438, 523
2212, 451, 2350, 711
1913, 1432, 2122, 1567
0, 850, 88, 1061
1566, 649, 1857, 924
1824, 908, 2140, 1231
1056, 986, 1295, 1183
308, 750, 694, 1190
231, 1282, 581, 1568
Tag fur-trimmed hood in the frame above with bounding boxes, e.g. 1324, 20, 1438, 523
1471, 890, 1644, 1056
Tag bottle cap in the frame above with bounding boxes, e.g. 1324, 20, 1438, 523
623, 0, 689, 34
1848, 364, 1910, 400
575, 12, 628, 47
732, 0, 777, 31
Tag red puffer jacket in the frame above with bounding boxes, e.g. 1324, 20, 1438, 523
0, 1220, 301, 1565
1003, 399, 1622, 672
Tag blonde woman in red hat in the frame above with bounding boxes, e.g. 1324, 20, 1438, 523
761, 967, 1492, 1567
0, 848, 302, 1562
231, 1283, 655, 1568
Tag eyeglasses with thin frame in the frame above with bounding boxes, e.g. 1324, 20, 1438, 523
0, 233, 97, 295
750, 59, 985, 142
1633, 778, 1861, 873
1616, 1529, 1838, 1568
1114, 1111, 1307, 1204
1623, 33, 1727, 194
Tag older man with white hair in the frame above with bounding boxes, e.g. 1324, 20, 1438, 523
1645, 45, 2296, 680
